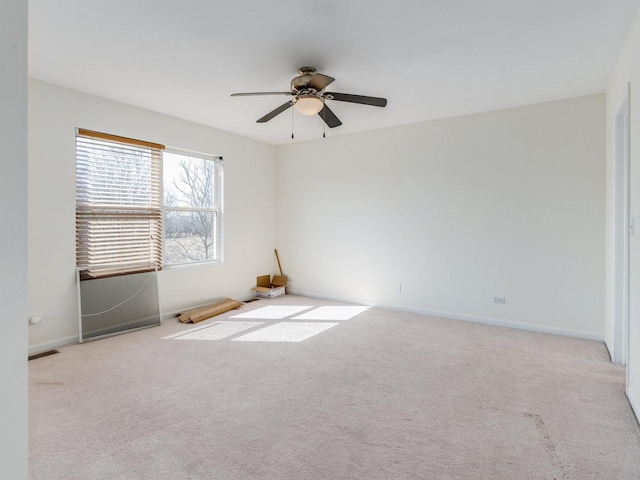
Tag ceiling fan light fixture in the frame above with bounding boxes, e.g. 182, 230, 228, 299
294, 96, 324, 115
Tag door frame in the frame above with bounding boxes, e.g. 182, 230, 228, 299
613, 84, 631, 366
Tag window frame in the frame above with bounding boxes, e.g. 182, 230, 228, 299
161, 147, 224, 267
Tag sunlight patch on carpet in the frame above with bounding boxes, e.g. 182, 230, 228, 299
166, 321, 264, 341
292, 306, 370, 321
232, 322, 338, 342
230, 305, 313, 319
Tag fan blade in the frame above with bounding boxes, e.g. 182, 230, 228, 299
257, 101, 293, 123
318, 104, 342, 128
326, 92, 387, 107
308, 73, 335, 91
231, 92, 293, 97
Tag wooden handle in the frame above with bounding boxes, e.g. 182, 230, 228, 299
275, 249, 284, 276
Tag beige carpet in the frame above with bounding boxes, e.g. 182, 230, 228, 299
29, 295, 640, 479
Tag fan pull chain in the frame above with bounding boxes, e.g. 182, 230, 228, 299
323, 106, 326, 138
291, 105, 294, 139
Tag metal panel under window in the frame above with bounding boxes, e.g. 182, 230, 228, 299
77, 266, 161, 342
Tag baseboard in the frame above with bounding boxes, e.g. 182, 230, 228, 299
28, 335, 78, 356
286, 289, 604, 342
604, 340, 614, 363
628, 386, 640, 426
32, 292, 602, 353
235, 293, 259, 302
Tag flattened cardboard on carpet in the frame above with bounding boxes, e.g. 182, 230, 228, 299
252, 275, 288, 298
178, 298, 242, 324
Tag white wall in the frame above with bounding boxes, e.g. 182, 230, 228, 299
276, 95, 605, 339
0, 0, 28, 478
606, 12, 640, 422
28, 80, 277, 351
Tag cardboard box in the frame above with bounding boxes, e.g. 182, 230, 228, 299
252, 274, 287, 298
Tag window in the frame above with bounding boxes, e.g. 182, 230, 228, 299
162, 150, 223, 266
76, 129, 223, 278
76, 129, 163, 279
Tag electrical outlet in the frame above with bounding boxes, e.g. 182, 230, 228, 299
493, 296, 506, 305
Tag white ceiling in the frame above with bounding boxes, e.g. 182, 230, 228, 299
29, 0, 640, 145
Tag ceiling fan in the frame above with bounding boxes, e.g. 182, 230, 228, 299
231, 67, 387, 128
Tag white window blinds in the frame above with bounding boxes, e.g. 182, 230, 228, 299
76, 129, 164, 280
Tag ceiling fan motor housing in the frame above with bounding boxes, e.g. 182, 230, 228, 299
291, 67, 318, 92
